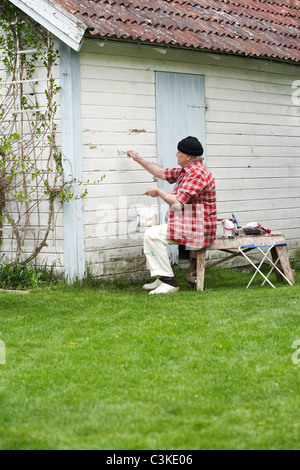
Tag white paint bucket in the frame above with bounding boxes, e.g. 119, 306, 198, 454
136, 205, 159, 228
221, 219, 235, 237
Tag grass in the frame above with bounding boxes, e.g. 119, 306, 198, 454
0, 264, 300, 450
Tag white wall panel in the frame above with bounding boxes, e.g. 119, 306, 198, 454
79, 40, 300, 277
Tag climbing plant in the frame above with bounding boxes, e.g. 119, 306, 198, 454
0, 0, 86, 266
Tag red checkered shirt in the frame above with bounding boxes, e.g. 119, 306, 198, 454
165, 162, 217, 248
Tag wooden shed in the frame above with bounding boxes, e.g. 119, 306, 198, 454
2, 0, 300, 280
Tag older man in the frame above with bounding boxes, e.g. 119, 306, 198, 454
127, 136, 217, 294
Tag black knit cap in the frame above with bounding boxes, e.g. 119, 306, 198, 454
177, 136, 203, 156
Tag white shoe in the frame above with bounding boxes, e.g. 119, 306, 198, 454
149, 283, 179, 295
143, 279, 162, 290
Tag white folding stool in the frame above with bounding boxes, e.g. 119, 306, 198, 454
238, 243, 294, 289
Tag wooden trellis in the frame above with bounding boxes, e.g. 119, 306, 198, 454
0, 7, 65, 266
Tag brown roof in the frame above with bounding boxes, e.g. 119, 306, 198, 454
55, 0, 300, 62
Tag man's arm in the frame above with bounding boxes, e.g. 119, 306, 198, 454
144, 186, 183, 210
127, 151, 166, 180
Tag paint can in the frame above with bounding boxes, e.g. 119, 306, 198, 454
221, 219, 235, 237
136, 205, 159, 228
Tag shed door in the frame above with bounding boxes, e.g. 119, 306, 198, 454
155, 72, 206, 263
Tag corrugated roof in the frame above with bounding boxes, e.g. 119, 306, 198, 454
54, 0, 300, 61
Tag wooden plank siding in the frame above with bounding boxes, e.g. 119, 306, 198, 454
79, 40, 300, 277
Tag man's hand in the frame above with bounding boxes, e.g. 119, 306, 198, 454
143, 187, 182, 209
126, 150, 166, 180
143, 186, 160, 198
127, 150, 140, 161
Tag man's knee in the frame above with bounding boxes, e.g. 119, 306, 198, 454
144, 224, 162, 241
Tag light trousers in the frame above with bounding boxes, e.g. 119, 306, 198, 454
143, 224, 178, 278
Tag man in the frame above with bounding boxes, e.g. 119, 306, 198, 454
127, 136, 217, 294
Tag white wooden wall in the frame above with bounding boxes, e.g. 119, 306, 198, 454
80, 40, 300, 278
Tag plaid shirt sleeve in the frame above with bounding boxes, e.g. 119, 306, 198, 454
165, 167, 181, 184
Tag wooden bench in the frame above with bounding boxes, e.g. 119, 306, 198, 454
187, 233, 295, 291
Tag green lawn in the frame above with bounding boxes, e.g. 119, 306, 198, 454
0, 265, 299, 450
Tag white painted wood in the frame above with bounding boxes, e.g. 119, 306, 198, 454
80, 64, 154, 83
207, 146, 300, 157
206, 110, 300, 127
80, 43, 295, 83
86, 182, 153, 198
82, 132, 156, 146
81, 79, 155, 96
207, 157, 299, 168
207, 134, 300, 146
216, 179, 300, 192
217, 198, 300, 214
59, 41, 85, 281
81, 92, 155, 109
82, 118, 156, 134
207, 122, 300, 137
9, 0, 86, 51
84, 170, 154, 184
81, 105, 155, 121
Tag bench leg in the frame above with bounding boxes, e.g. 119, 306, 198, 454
271, 246, 284, 282
274, 245, 295, 285
196, 249, 206, 291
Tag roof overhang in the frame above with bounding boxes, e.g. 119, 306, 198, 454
9, 0, 87, 51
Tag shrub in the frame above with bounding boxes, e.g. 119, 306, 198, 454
0, 260, 64, 290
